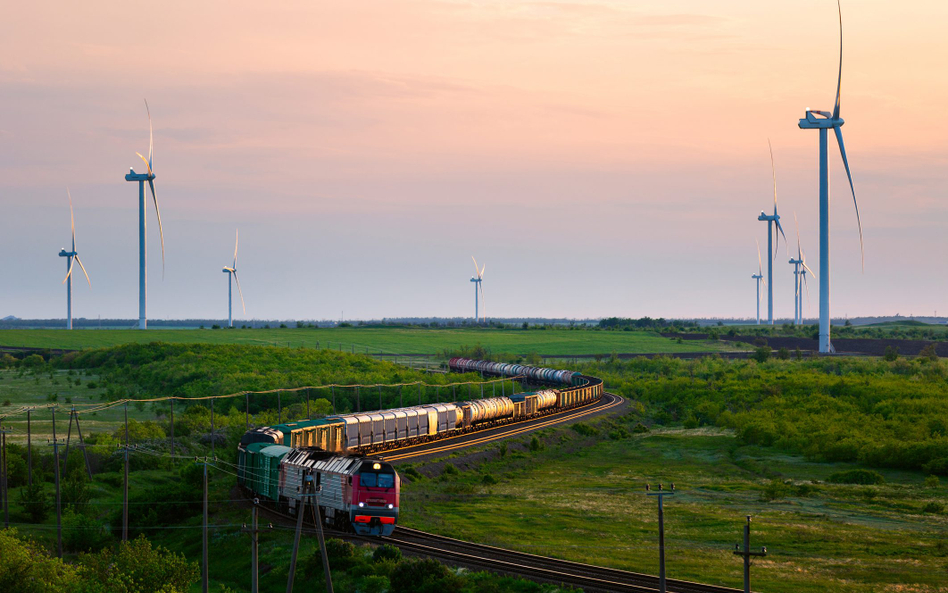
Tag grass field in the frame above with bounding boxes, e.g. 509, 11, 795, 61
0, 327, 736, 356
401, 426, 948, 593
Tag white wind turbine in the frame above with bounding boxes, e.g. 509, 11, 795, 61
470, 256, 485, 323
751, 239, 765, 325
757, 140, 787, 325
59, 189, 91, 330
221, 230, 245, 328
798, 0, 864, 352
789, 214, 814, 325
124, 99, 166, 330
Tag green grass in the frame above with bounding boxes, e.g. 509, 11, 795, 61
0, 368, 154, 444
0, 327, 736, 356
401, 426, 948, 593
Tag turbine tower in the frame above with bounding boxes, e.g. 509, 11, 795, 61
470, 256, 485, 323
757, 140, 786, 325
789, 214, 813, 325
751, 239, 765, 325
221, 230, 245, 328
59, 189, 91, 330
798, 0, 864, 353
124, 100, 165, 330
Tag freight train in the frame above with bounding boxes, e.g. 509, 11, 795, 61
236, 360, 602, 535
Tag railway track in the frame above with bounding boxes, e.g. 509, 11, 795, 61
383, 526, 744, 593
379, 391, 625, 462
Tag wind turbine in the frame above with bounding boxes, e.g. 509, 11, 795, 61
221, 230, 245, 328
751, 239, 765, 325
798, 0, 864, 353
124, 99, 165, 330
59, 189, 91, 330
757, 140, 787, 325
789, 214, 814, 325
470, 256, 485, 323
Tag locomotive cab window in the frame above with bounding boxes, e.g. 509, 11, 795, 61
360, 472, 395, 488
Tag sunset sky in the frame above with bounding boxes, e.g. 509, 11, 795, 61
1, 0, 946, 321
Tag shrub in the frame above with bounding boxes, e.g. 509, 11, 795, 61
753, 346, 772, 363
925, 475, 940, 488
18, 482, 51, 523
777, 347, 791, 360
884, 346, 899, 361
529, 436, 543, 452
482, 473, 498, 485
760, 478, 790, 501
63, 509, 111, 552
633, 422, 650, 434
441, 463, 459, 476
571, 422, 598, 437
922, 458, 948, 476
389, 557, 462, 593
498, 442, 507, 458
373, 544, 402, 563
828, 469, 886, 485
922, 501, 944, 514
919, 344, 938, 362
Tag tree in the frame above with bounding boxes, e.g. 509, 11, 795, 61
753, 346, 772, 363
0, 528, 78, 592
76, 535, 199, 593
17, 482, 51, 523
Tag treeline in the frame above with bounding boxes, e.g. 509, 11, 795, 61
598, 317, 699, 331
577, 355, 948, 475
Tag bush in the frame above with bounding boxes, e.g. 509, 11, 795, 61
529, 436, 543, 452
482, 473, 498, 485
924, 475, 940, 488
922, 501, 944, 514
373, 543, 402, 563
828, 469, 886, 485
633, 422, 650, 434
389, 557, 462, 593
777, 347, 791, 360
884, 346, 899, 361
753, 346, 772, 363
922, 458, 948, 476
571, 422, 598, 437
441, 463, 459, 476
63, 509, 111, 552
18, 482, 51, 523
760, 478, 790, 501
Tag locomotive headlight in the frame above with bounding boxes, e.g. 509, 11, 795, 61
372, 462, 381, 470
358, 502, 365, 508
388, 504, 394, 509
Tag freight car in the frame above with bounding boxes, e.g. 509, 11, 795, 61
237, 360, 603, 534
237, 445, 399, 536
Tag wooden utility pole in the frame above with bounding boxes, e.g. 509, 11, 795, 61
1, 427, 8, 529
202, 458, 209, 593
646, 483, 675, 593
123, 402, 129, 542
242, 498, 265, 593
170, 399, 175, 458
210, 399, 215, 456
286, 474, 311, 593
312, 473, 334, 593
50, 437, 63, 557
26, 408, 32, 486
74, 411, 93, 480
733, 516, 767, 593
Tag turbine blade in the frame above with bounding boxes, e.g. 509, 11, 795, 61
62, 259, 74, 284
147, 179, 166, 278
794, 212, 802, 259
135, 152, 153, 176
68, 188, 75, 251
74, 256, 91, 287
480, 264, 485, 278
833, 0, 843, 119
471, 256, 480, 277
233, 229, 239, 268
834, 126, 864, 270
756, 238, 762, 275
768, 139, 777, 211
774, 218, 787, 255
233, 271, 246, 315
144, 98, 153, 169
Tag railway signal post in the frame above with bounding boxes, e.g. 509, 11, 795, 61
646, 483, 675, 593
733, 515, 767, 593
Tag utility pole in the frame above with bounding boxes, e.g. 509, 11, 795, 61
202, 457, 209, 593
73, 410, 93, 480
1, 426, 8, 529
733, 515, 767, 593
123, 402, 129, 542
646, 483, 675, 593
27, 408, 32, 485
50, 437, 64, 557
241, 498, 270, 593
170, 399, 175, 459
312, 473, 334, 593
287, 473, 312, 593
210, 399, 215, 456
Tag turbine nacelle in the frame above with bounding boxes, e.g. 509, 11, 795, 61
799, 110, 843, 129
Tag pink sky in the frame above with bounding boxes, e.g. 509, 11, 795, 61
1, 0, 946, 321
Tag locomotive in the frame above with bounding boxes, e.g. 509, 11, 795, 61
236, 360, 602, 535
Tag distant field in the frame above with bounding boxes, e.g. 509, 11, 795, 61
0, 327, 736, 356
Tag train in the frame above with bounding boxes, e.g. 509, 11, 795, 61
236, 360, 603, 535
